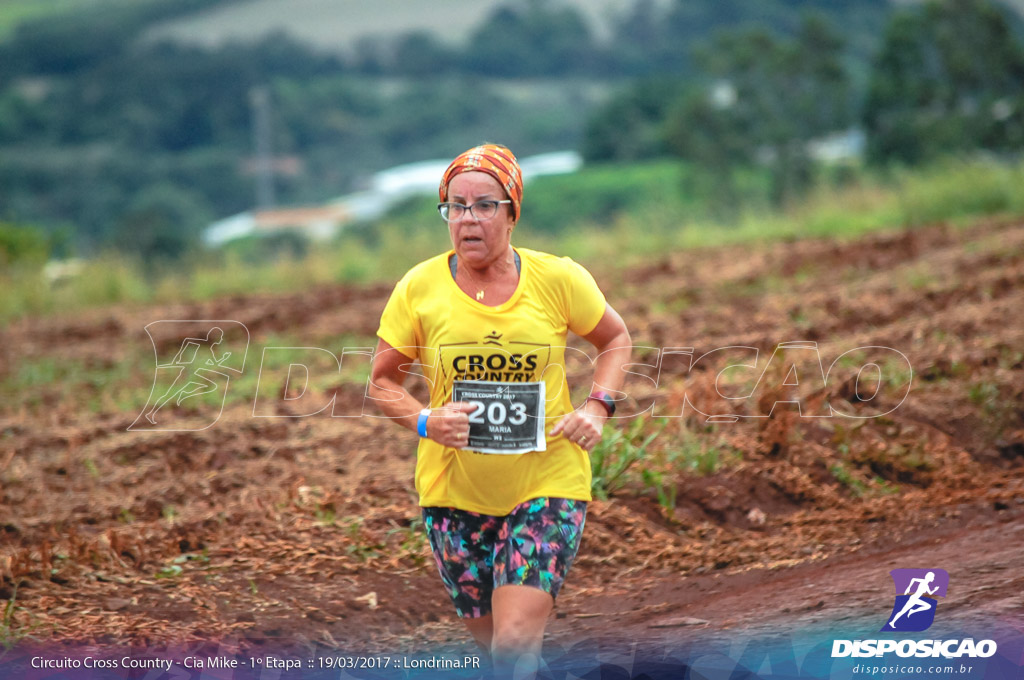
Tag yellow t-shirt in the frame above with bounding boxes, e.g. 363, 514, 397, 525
376, 247, 607, 515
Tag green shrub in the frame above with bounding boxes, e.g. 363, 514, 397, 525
590, 416, 662, 500
0, 222, 50, 266
896, 158, 1018, 226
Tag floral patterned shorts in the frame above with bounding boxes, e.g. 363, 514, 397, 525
422, 497, 587, 618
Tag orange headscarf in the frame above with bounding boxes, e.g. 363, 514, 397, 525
440, 144, 523, 221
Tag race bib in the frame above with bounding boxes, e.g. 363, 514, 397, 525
452, 380, 546, 454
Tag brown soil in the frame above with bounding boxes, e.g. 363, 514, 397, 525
1, 218, 1023, 660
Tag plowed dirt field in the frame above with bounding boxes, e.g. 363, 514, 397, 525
2, 218, 1022, 661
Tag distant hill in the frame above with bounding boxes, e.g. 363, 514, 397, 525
142, 0, 1024, 55
0, 0, 125, 40
142, 0, 649, 54
6, 0, 1024, 53
3, 0, 1022, 254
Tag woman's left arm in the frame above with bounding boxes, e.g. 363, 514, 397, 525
550, 303, 632, 451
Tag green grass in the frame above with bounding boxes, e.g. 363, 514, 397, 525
0, 578, 30, 651
524, 161, 705, 234
0, 0, 96, 41
668, 435, 738, 476
590, 415, 743, 511
894, 158, 1024, 226
830, 460, 868, 497
968, 381, 1000, 415
0, 354, 150, 413
0, 330, 374, 417
341, 517, 383, 562
4, 155, 1024, 325
590, 416, 662, 500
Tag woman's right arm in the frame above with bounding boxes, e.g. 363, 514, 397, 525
368, 338, 471, 447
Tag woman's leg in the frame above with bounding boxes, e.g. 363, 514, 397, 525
489, 585, 553, 678
487, 498, 586, 678
422, 507, 500, 660
463, 613, 494, 656
423, 499, 584, 677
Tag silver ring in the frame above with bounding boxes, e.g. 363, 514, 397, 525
580, 436, 588, 444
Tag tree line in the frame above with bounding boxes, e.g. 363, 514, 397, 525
584, 0, 1024, 208
0, 0, 1022, 264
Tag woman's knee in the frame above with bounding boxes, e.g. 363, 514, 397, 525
491, 628, 539, 657
490, 612, 546, 659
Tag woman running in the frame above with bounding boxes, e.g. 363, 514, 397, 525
369, 144, 632, 678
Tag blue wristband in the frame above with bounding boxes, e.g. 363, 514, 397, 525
417, 408, 430, 438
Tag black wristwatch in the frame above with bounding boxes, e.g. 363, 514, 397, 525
587, 391, 616, 417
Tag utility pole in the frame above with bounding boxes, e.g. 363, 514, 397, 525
249, 85, 276, 209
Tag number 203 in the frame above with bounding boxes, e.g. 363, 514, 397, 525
468, 401, 528, 426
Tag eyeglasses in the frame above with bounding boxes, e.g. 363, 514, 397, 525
437, 200, 511, 222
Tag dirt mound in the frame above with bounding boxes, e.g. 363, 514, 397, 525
1, 218, 1023, 654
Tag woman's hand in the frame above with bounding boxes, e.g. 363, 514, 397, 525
424, 402, 475, 449
550, 400, 608, 452
553, 302, 630, 453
